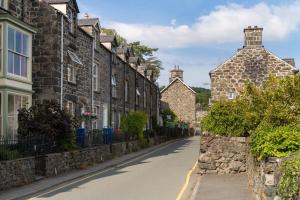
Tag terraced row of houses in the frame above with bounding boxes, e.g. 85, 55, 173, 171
0, 0, 160, 138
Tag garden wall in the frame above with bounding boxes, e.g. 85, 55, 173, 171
0, 157, 35, 190
0, 138, 158, 190
198, 136, 248, 174
247, 155, 290, 200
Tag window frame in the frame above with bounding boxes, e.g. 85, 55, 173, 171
7, 24, 31, 80
228, 90, 236, 100
67, 64, 76, 83
66, 101, 75, 116
93, 63, 99, 92
111, 75, 117, 98
7, 92, 30, 139
0, 0, 8, 10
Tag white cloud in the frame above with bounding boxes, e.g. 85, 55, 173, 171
108, 2, 300, 48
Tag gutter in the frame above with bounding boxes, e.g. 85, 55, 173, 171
60, 14, 64, 110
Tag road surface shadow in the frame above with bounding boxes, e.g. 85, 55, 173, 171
33, 138, 194, 199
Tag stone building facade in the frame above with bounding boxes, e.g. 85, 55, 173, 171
210, 26, 298, 102
161, 66, 196, 126
0, 0, 160, 138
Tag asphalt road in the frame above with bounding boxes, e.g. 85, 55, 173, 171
30, 136, 200, 200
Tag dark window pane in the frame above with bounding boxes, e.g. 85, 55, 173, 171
15, 31, 22, 53
8, 52, 14, 74
8, 94, 14, 115
14, 54, 20, 76
8, 28, 14, 50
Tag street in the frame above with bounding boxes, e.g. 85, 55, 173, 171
29, 136, 200, 200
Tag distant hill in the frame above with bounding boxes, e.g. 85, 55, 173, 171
191, 87, 211, 109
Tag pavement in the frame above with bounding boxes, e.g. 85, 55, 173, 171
192, 174, 253, 200
0, 136, 200, 200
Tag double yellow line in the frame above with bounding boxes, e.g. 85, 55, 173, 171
176, 161, 198, 200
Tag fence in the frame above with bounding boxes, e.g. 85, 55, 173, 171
0, 127, 189, 161
0, 135, 56, 161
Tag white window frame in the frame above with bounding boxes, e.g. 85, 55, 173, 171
112, 75, 117, 98
0, 0, 8, 9
66, 101, 75, 116
7, 92, 30, 139
7, 25, 30, 79
92, 105, 100, 129
67, 64, 76, 83
93, 63, 99, 92
228, 91, 235, 100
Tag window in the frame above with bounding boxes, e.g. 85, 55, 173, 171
67, 9, 74, 33
228, 90, 235, 100
67, 64, 76, 83
92, 106, 100, 129
136, 88, 141, 106
66, 101, 75, 116
111, 110, 116, 129
8, 27, 29, 78
103, 103, 108, 128
0, 25, 2, 72
112, 75, 117, 98
125, 80, 129, 102
8, 94, 29, 138
93, 63, 99, 91
81, 104, 85, 128
0, 0, 7, 9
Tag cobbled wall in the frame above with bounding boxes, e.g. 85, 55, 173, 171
198, 136, 248, 174
247, 156, 287, 200
0, 157, 35, 191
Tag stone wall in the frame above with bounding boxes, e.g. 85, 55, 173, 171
0, 157, 35, 190
198, 136, 247, 174
247, 156, 286, 200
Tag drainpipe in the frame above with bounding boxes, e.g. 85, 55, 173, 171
91, 36, 95, 112
109, 52, 113, 127
60, 14, 64, 110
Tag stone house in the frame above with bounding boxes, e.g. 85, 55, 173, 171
161, 66, 196, 126
210, 26, 298, 102
0, 0, 160, 138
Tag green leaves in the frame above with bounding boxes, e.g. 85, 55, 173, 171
278, 153, 300, 200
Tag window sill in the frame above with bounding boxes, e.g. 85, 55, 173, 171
94, 90, 101, 94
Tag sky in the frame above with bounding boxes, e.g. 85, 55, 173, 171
77, 0, 300, 88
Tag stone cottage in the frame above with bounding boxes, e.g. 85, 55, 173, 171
161, 66, 196, 126
210, 26, 298, 102
0, 0, 160, 138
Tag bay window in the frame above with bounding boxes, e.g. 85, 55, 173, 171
67, 64, 76, 83
7, 93, 29, 138
8, 27, 29, 78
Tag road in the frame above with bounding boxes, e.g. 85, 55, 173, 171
29, 136, 200, 200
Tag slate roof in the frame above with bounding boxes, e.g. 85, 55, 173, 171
78, 18, 99, 27
160, 77, 196, 94
45, 0, 80, 13
100, 35, 115, 43
128, 57, 139, 64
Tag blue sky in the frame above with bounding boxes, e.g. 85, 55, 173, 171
77, 0, 300, 88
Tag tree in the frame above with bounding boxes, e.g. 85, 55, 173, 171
101, 28, 127, 46
128, 41, 158, 57
191, 87, 211, 110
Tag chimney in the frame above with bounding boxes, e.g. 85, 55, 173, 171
244, 26, 263, 48
169, 65, 184, 83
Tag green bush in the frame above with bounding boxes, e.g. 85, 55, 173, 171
250, 126, 300, 160
278, 153, 300, 200
18, 101, 79, 151
121, 111, 148, 142
201, 99, 253, 137
161, 108, 177, 127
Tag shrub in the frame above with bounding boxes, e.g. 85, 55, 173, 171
121, 111, 148, 142
18, 101, 79, 151
201, 99, 253, 137
161, 108, 177, 127
250, 126, 300, 160
278, 153, 300, 200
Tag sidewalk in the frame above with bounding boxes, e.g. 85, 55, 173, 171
0, 139, 179, 200
194, 174, 252, 200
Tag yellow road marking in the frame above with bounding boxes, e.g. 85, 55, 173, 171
176, 161, 198, 200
